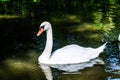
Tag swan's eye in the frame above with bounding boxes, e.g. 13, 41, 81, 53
40, 25, 45, 29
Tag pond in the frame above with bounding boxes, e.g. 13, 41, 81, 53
0, 17, 120, 80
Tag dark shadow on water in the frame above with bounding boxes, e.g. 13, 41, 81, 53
0, 17, 37, 60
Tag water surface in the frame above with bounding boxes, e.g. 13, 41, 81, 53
0, 20, 120, 80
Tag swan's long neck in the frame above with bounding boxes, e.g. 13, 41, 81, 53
40, 26, 53, 62
44, 27, 53, 54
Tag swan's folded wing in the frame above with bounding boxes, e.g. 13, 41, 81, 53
48, 44, 95, 64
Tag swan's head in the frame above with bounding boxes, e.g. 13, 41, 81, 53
37, 21, 51, 36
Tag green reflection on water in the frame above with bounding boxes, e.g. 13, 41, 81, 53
0, 50, 45, 80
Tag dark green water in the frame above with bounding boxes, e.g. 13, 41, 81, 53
0, 0, 120, 80
0, 17, 120, 80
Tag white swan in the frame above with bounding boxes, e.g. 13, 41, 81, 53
37, 21, 106, 65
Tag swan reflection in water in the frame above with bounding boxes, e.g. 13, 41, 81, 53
36, 21, 106, 80
39, 58, 104, 80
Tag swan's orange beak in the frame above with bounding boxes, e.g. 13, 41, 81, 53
37, 28, 44, 36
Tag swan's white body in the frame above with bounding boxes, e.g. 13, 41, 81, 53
37, 21, 106, 65
40, 44, 106, 65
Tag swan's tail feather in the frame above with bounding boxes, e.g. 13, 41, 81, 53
97, 42, 107, 53
89, 42, 107, 59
